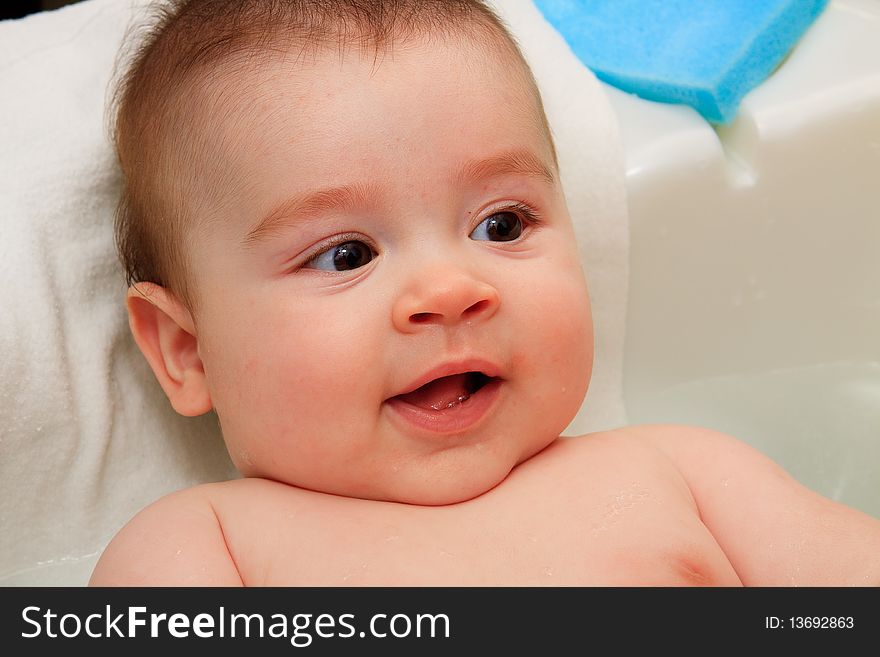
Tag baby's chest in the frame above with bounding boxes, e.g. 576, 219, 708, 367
239, 478, 736, 586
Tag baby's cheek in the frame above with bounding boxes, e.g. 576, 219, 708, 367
257, 308, 383, 421
525, 267, 593, 406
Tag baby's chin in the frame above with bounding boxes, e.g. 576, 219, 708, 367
250, 467, 509, 506
379, 469, 511, 507
364, 437, 554, 506
300, 452, 528, 506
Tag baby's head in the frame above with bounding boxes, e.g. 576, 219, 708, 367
115, 0, 593, 505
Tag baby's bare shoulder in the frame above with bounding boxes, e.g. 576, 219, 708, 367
89, 482, 245, 586
603, 423, 880, 585
565, 423, 791, 481
90, 478, 375, 586
516, 430, 707, 524
549, 426, 695, 483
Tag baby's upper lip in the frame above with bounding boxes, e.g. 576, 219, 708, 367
389, 358, 503, 399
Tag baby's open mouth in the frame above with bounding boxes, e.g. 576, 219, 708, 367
392, 372, 495, 411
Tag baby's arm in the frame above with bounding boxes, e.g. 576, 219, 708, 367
88, 485, 243, 586
635, 424, 880, 586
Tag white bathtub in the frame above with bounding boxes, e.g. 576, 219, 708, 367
610, 0, 880, 518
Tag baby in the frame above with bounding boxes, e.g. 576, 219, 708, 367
90, 0, 880, 586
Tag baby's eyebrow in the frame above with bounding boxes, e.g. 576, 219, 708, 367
241, 149, 555, 248
455, 149, 556, 188
243, 182, 377, 248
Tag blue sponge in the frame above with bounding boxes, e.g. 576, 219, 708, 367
533, 0, 829, 123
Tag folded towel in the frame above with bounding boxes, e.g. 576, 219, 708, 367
0, 0, 237, 586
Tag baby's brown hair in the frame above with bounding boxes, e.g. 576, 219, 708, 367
111, 0, 554, 309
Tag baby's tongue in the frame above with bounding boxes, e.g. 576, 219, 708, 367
397, 373, 471, 410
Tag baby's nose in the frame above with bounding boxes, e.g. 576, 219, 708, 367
392, 265, 500, 332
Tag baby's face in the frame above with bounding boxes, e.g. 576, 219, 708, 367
185, 35, 593, 504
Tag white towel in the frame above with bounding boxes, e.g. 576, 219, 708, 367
0, 0, 237, 586
0, 0, 628, 585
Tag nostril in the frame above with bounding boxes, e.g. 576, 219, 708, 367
464, 299, 492, 316
409, 300, 492, 324
410, 312, 437, 324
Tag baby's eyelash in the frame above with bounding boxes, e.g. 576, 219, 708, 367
299, 232, 370, 264
502, 202, 543, 226
480, 202, 543, 232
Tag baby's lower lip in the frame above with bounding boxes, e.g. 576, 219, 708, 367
384, 378, 503, 436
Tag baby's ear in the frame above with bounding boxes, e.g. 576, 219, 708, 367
126, 282, 212, 417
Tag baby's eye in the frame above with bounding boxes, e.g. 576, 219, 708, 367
469, 211, 523, 242
305, 240, 374, 271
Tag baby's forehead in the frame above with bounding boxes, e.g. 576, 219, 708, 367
201, 28, 533, 105
183, 33, 549, 160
